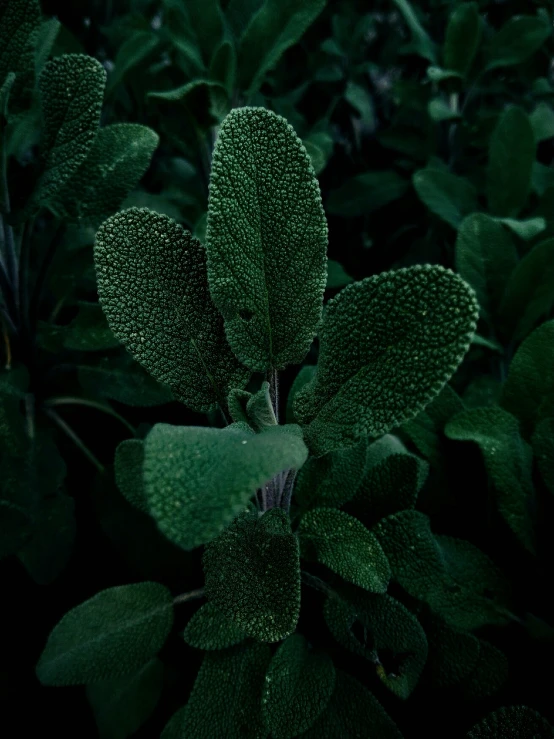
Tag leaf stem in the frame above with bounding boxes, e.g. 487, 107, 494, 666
280, 468, 297, 512
267, 368, 279, 423
173, 588, 205, 605
43, 396, 137, 436
1, 313, 12, 368
44, 408, 105, 472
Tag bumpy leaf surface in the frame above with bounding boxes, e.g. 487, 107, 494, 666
445, 407, 536, 553
36, 582, 173, 685
262, 633, 335, 738
467, 706, 554, 738
183, 602, 248, 651
203, 509, 300, 642
50, 124, 159, 224
95, 208, 250, 411
294, 265, 478, 456
0, 0, 40, 112
301, 670, 403, 739
298, 508, 391, 592
205, 106, 327, 371
144, 423, 307, 550
115, 439, 147, 513
37, 54, 106, 205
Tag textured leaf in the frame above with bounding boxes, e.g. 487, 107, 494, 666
286, 365, 316, 423
485, 16, 551, 71
301, 670, 404, 739
246, 381, 277, 431
78, 355, 174, 407
532, 418, 554, 495
293, 437, 368, 510
36, 54, 106, 206
413, 169, 478, 228
86, 659, 164, 739
237, 0, 326, 96
49, 124, 159, 225
36, 582, 174, 685
326, 171, 409, 218
299, 508, 391, 592
443, 2, 481, 78
294, 265, 478, 456
487, 106, 535, 218
467, 706, 554, 738
115, 440, 147, 514
501, 321, 554, 438
144, 423, 307, 550
205, 106, 327, 371
95, 208, 250, 412
262, 633, 335, 738
374, 511, 510, 629
179, 644, 271, 738
63, 302, 119, 351
455, 214, 518, 321
446, 406, 536, 553
203, 509, 300, 642
324, 590, 428, 699
183, 602, 248, 650
499, 239, 554, 342
0, 0, 41, 113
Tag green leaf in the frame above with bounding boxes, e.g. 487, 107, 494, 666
115, 440, 147, 514
326, 170, 409, 218
36, 54, 106, 207
183, 602, 248, 650
144, 423, 307, 551
209, 39, 237, 95
286, 365, 316, 423
106, 31, 160, 96
0, 0, 41, 114
294, 265, 478, 456
326, 260, 354, 289
237, 0, 326, 96
413, 169, 478, 228
246, 381, 277, 432
301, 670, 403, 739
262, 633, 335, 738
49, 124, 159, 225
443, 2, 481, 78
205, 106, 327, 371
304, 130, 334, 176
34, 17, 61, 77
374, 511, 510, 629
427, 66, 463, 82
345, 81, 375, 128
95, 207, 250, 412
227, 0, 264, 38
391, 0, 437, 63
324, 590, 428, 699
487, 106, 535, 218
501, 321, 554, 438
532, 163, 554, 197
499, 238, 554, 342
491, 216, 546, 241
428, 98, 461, 122
530, 102, 554, 142
455, 213, 518, 321
203, 509, 300, 642
467, 706, 554, 738
63, 302, 119, 351
293, 437, 368, 510
148, 79, 229, 121
36, 582, 174, 685
78, 355, 173, 407
485, 16, 551, 71
166, 0, 224, 67
532, 418, 554, 495
86, 659, 164, 739
298, 508, 391, 592
179, 644, 271, 738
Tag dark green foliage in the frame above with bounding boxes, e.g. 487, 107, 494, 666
0, 0, 40, 112
114, 439, 147, 513
203, 509, 300, 642
443, 3, 481, 79
183, 602, 248, 650
532, 418, 554, 495
467, 706, 554, 738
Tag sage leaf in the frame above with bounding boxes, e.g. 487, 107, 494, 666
413, 168, 477, 228
467, 706, 554, 738
115, 439, 147, 514
443, 2, 481, 78
183, 602, 248, 651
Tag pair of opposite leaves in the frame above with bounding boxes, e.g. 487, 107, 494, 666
95, 106, 479, 458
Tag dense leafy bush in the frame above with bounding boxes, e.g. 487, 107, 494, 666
1, 0, 554, 737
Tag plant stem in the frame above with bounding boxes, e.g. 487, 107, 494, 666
25, 393, 35, 439
173, 588, 205, 605
267, 368, 279, 423
280, 468, 297, 512
1, 314, 12, 368
45, 408, 105, 473
43, 396, 137, 436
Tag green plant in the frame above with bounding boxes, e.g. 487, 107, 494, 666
34, 104, 527, 738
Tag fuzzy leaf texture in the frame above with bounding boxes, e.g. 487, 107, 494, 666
294, 265, 478, 456
183, 602, 248, 651
467, 706, 554, 738
445, 407, 536, 553
0, 0, 40, 114
205, 106, 328, 371
143, 423, 307, 550
49, 124, 159, 225
203, 509, 300, 642
94, 208, 250, 412
36, 582, 173, 685
262, 633, 335, 738
298, 507, 391, 592
36, 54, 106, 207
